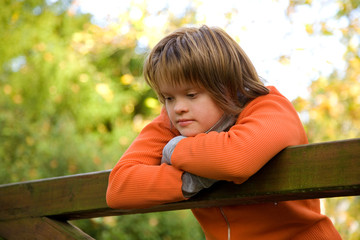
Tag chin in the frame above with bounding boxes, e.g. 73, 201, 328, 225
180, 131, 200, 137
183, 134, 196, 137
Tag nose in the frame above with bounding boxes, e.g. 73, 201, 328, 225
174, 99, 188, 114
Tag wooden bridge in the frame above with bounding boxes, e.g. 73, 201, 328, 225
0, 138, 359, 239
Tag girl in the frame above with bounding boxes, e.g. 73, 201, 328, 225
106, 25, 341, 240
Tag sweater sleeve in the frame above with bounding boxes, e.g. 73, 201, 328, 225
171, 87, 308, 184
106, 108, 187, 209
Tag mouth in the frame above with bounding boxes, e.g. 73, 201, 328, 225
177, 119, 194, 127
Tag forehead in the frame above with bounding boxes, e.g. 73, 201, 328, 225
159, 82, 202, 94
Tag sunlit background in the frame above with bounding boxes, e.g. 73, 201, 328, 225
77, 0, 349, 102
1, 0, 359, 239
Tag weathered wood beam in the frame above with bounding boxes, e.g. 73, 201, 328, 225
0, 217, 94, 240
0, 138, 359, 222
0, 170, 110, 221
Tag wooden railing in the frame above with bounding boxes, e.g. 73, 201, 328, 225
0, 138, 359, 239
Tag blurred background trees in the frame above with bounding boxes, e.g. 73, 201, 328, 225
291, 1, 360, 239
0, 0, 358, 239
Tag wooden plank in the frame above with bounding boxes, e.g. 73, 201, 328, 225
0, 217, 94, 240
0, 171, 110, 221
0, 138, 359, 221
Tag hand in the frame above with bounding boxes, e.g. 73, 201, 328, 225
181, 172, 218, 197
161, 135, 186, 165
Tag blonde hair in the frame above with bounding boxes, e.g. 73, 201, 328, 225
144, 25, 269, 115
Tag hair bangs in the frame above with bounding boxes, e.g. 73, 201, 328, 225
147, 37, 203, 102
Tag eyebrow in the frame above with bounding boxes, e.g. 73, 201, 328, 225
160, 87, 201, 95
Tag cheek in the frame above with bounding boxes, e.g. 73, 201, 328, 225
165, 105, 176, 123
197, 105, 223, 126
209, 109, 224, 127
209, 111, 223, 125
207, 101, 224, 119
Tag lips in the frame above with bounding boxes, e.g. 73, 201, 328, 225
177, 119, 194, 127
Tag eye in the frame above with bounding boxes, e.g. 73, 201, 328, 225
164, 96, 174, 102
187, 92, 197, 98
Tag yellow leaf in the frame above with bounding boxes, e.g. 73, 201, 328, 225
305, 24, 314, 34
144, 97, 159, 109
279, 55, 291, 65
3, 84, 12, 95
120, 74, 134, 85
96, 83, 113, 102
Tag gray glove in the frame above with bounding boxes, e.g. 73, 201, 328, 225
161, 135, 186, 165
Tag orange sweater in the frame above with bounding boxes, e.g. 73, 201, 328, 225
106, 86, 341, 239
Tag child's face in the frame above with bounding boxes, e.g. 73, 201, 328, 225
160, 83, 224, 137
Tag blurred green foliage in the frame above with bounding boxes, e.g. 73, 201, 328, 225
0, 0, 156, 183
73, 211, 204, 240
